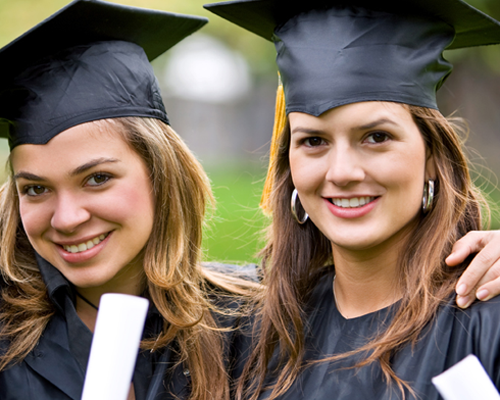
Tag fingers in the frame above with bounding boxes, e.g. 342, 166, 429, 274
455, 246, 500, 296
451, 232, 496, 297
448, 231, 500, 308
456, 273, 500, 309
446, 231, 486, 267
471, 266, 500, 300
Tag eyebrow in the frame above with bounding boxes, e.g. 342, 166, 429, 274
356, 118, 399, 130
291, 127, 325, 136
14, 157, 120, 181
70, 158, 119, 176
291, 117, 399, 136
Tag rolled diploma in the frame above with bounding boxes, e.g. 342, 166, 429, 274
432, 354, 500, 400
81, 293, 149, 400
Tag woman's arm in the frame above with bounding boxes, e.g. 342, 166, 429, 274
447, 231, 500, 308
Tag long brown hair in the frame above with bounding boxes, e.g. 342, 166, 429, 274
0, 117, 230, 400
236, 105, 487, 400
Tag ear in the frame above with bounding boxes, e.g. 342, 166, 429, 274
425, 152, 437, 181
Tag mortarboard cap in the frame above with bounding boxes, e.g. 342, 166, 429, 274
204, 0, 500, 212
0, 0, 208, 149
205, 0, 500, 115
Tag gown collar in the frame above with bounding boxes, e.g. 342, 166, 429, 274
35, 252, 76, 314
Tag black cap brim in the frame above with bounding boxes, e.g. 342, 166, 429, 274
204, 0, 500, 49
0, 0, 208, 85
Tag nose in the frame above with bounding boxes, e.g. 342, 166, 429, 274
325, 144, 365, 187
50, 192, 92, 234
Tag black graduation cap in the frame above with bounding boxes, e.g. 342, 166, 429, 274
204, 0, 500, 116
0, 0, 208, 149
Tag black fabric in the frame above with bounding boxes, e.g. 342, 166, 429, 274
204, 0, 500, 48
0, 0, 208, 149
0, 258, 248, 400
275, 6, 454, 114
0, 313, 187, 400
3, 40, 168, 149
0, 256, 178, 400
36, 252, 75, 314
65, 296, 93, 373
205, 0, 500, 114
255, 269, 500, 399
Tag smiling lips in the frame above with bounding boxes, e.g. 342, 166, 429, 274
62, 233, 109, 253
329, 196, 376, 208
325, 196, 379, 219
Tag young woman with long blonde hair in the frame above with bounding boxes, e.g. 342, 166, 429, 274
0, 2, 248, 399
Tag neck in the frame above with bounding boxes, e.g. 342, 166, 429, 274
332, 231, 411, 319
76, 295, 99, 332
75, 265, 146, 332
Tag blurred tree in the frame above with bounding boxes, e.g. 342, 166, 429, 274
0, 0, 276, 74
446, 0, 500, 73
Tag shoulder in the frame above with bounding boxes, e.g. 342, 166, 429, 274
450, 297, 500, 328
438, 297, 500, 341
201, 262, 260, 283
199, 261, 260, 312
201, 262, 262, 299
457, 298, 500, 346
199, 264, 258, 369
200, 263, 258, 339
439, 297, 500, 382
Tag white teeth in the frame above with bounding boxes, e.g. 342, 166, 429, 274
332, 197, 375, 208
62, 233, 107, 253
349, 198, 359, 207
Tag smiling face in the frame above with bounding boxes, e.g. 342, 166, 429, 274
289, 101, 435, 254
11, 122, 154, 296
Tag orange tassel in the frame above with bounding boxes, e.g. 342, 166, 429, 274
260, 75, 286, 214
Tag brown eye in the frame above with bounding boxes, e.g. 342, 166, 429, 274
304, 137, 324, 147
26, 185, 47, 196
94, 174, 107, 184
87, 173, 110, 186
366, 132, 390, 144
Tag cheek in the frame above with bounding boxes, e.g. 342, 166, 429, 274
381, 151, 426, 205
100, 177, 155, 230
290, 152, 325, 191
18, 200, 52, 242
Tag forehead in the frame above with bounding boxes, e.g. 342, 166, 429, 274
10, 121, 131, 173
289, 101, 415, 129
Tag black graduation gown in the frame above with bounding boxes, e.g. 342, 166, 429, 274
259, 269, 500, 400
0, 257, 242, 400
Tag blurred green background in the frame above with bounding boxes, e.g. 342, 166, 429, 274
1, 0, 500, 264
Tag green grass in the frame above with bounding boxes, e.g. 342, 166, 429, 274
202, 165, 269, 264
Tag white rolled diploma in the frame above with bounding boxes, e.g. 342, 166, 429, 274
432, 354, 500, 400
81, 293, 149, 400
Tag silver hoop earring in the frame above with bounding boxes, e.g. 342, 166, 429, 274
291, 188, 309, 224
422, 180, 435, 213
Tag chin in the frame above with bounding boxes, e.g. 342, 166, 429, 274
63, 270, 109, 289
332, 239, 382, 252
